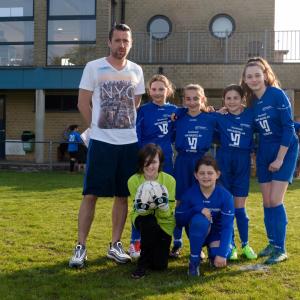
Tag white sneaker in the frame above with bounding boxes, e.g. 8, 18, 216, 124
69, 244, 87, 268
129, 241, 141, 259
107, 241, 132, 264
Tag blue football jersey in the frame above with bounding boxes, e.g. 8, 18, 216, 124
136, 101, 177, 158
68, 131, 82, 152
214, 109, 254, 151
174, 112, 216, 155
252, 86, 297, 147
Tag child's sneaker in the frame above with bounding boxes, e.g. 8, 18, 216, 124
188, 262, 200, 276
242, 244, 257, 260
129, 241, 141, 259
200, 250, 206, 262
169, 246, 181, 258
131, 267, 146, 279
258, 244, 275, 257
264, 249, 287, 265
229, 246, 238, 261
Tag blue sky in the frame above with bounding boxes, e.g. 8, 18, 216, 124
275, 0, 300, 30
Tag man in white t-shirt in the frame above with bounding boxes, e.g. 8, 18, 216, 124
69, 24, 145, 267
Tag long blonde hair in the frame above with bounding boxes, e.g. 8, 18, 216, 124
240, 57, 280, 107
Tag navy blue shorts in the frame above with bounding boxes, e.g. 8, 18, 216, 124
83, 139, 138, 197
216, 148, 251, 197
256, 140, 299, 184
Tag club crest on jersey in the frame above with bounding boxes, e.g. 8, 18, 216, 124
188, 137, 198, 149
259, 119, 271, 132
230, 132, 241, 146
158, 123, 168, 134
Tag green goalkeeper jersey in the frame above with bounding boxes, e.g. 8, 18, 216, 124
128, 172, 176, 236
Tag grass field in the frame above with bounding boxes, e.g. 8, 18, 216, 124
0, 170, 300, 300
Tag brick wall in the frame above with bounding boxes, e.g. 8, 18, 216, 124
4, 90, 86, 161
34, 0, 47, 66
96, 0, 111, 58
123, 0, 274, 33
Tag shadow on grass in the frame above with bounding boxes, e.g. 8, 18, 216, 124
0, 256, 249, 300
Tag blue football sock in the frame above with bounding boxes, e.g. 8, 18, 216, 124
272, 204, 288, 252
264, 206, 275, 245
231, 229, 236, 248
189, 214, 210, 265
235, 207, 249, 248
173, 225, 183, 249
130, 224, 141, 244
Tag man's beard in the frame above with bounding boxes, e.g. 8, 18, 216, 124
112, 49, 127, 60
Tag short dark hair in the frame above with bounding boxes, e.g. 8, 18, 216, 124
109, 23, 132, 41
194, 155, 220, 173
69, 124, 78, 131
222, 84, 244, 99
137, 143, 164, 174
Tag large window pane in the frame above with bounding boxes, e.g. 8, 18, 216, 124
0, 44, 33, 66
0, 0, 33, 17
49, 0, 95, 16
47, 44, 96, 66
48, 20, 95, 42
0, 21, 33, 42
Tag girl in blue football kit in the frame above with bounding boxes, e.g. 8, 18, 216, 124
175, 155, 234, 276
129, 74, 177, 259
136, 74, 177, 175
171, 84, 216, 257
215, 84, 257, 260
241, 57, 299, 264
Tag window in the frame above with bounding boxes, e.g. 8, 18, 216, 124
49, 0, 95, 16
47, 0, 96, 66
47, 44, 96, 66
0, 21, 33, 42
147, 15, 172, 40
45, 94, 78, 111
209, 14, 235, 39
0, 0, 34, 66
0, 0, 33, 17
48, 20, 96, 42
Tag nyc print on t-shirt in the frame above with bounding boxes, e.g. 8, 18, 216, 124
98, 78, 135, 129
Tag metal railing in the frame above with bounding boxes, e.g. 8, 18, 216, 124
0, 139, 219, 171
0, 140, 81, 171
128, 30, 300, 64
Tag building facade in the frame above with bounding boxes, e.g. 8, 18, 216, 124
0, 0, 299, 162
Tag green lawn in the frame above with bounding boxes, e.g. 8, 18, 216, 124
0, 171, 300, 300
